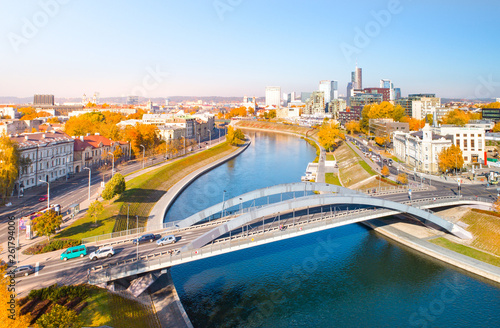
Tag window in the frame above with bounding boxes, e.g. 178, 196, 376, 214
463, 139, 467, 150
471, 139, 475, 149
464, 156, 468, 161
456, 134, 459, 137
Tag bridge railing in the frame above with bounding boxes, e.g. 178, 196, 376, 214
88, 195, 493, 283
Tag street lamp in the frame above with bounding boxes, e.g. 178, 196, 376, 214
197, 132, 201, 148
38, 179, 50, 209
140, 144, 145, 169
239, 197, 243, 213
83, 167, 91, 201
209, 130, 211, 146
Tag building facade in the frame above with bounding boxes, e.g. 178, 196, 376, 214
369, 118, 409, 139
482, 107, 500, 122
363, 88, 391, 102
393, 125, 452, 173
34, 94, 54, 106
265, 86, 281, 107
327, 99, 346, 119
10, 131, 74, 192
304, 91, 325, 116
432, 124, 486, 165
72, 134, 130, 173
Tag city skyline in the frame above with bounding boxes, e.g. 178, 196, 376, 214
1, 0, 500, 99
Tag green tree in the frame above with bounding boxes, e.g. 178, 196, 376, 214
441, 109, 469, 126
102, 173, 126, 200
0, 134, 20, 204
87, 200, 104, 224
35, 304, 82, 328
33, 210, 62, 242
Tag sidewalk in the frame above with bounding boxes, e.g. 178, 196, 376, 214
4, 137, 228, 266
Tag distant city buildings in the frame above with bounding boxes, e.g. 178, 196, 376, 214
327, 99, 346, 120
242, 96, 257, 109
496, 98, 500, 103
364, 88, 391, 102
353, 66, 362, 90
34, 94, 54, 106
396, 94, 440, 118
301, 92, 312, 103
127, 95, 139, 105
0, 107, 18, 119
304, 91, 325, 116
319, 80, 338, 104
265, 86, 281, 107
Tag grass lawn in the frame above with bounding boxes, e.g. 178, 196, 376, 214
59, 141, 239, 241
326, 154, 335, 161
430, 237, 500, 267
325, 173, 341, 186
334, 142, 372, 187
461, 210, 500, 256
359, 161, 378, 176
80, 288, 159, 328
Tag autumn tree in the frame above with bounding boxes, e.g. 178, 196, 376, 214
397, 173, 408, 185
345, 121, 360, 135
400, 116, 425, 131
492, 122, 500, 133
113, 145, 124, 159
120, 123, 161, 158
226, 126, 245, 145
126, 109, 146, 120
86, 200, 104, 224
1, 250, 32, 328
482, 102, 500, 109
47, 117, 60, 124
381, 165, 390, 177
438, 144, 464, 173
33, 210, 62, 242
318, 122, 345, 152
0, 134, 20, 204
441, 109, 469, 126
425, 114, 433, 125
374, 136, 391, 148
35, 304, 82, 328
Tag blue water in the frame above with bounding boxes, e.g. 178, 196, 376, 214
168, 131, 500, 328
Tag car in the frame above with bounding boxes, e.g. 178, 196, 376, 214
4, 265, 35, 278
156, 235, 176, 246
39, 195, 48, 202
60, 245, 87, 261
89, 246, 115, 261
132, 233, 161, 244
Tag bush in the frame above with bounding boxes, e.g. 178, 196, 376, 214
23, 239, 81, 255
28, 284, 90, 302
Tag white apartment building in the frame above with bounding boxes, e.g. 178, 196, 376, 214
10, 131, 74, 192
432, 124, 486, 165
411, 97, 442, 120
265, 86, 281, 107
393, 124, 452, 174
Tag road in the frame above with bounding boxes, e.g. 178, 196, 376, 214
0, 133, 227, 246
11, 183, 495, 295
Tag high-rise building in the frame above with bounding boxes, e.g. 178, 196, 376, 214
34, 94, 54, 106
265, 86, 281, 107
319, 80, 335, 104
346, 82, 354, 106
364, 88, 391, 102
496, 98, 500, 103
394, 88, 402, 100
396, 94, 440, 118
380, 79, 392, 89
127, 95, 139, 105
354, 66, 362, 90
301, 92, 312, 103
304, 91, 325, 116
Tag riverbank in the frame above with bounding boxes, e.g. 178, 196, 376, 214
362, 218, 500, 285
237, 122, 500, 285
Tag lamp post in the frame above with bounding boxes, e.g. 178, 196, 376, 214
197, 132, 201, 148
183, 136, 186, 155
239, 197, 243, 213
209, 130, 211, 146
83, 167, 91, 201
38, 179, 50, 210
140, 144, 145, 169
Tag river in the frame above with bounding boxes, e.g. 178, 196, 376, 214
167, 131, 500, 328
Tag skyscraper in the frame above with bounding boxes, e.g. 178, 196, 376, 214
346, 82, 354, 107
34, 94, 54, 106
354, 66, 362, 90
265, 86, 281, 107
319, 80, 335, 104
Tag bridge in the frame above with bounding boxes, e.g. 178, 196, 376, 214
88, 183, 491, 286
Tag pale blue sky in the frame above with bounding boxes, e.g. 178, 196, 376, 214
1, 0, 499, 99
